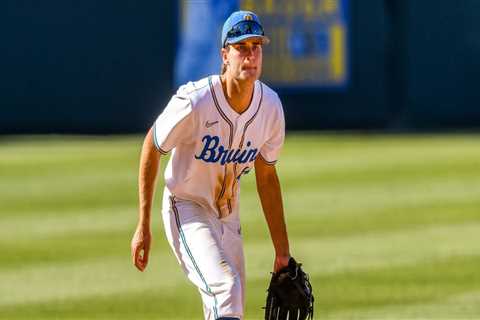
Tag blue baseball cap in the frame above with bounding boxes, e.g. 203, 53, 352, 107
221, 11, 270, 48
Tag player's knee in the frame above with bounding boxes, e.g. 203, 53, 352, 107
215, 273, 243, 316
222, 273, 242, 299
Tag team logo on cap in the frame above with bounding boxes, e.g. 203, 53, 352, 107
244, 14, 253, 21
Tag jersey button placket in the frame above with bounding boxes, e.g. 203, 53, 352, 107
229, 117, 244, 215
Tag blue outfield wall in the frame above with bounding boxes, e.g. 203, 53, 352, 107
0, 1, 177, 134
1, 0, 480, 133
403, 1, 480, 129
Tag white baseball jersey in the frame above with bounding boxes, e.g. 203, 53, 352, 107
153, 75, 285, 218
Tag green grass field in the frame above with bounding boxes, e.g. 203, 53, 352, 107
1, 133, 480, 319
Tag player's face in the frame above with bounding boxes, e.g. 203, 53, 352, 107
223, 38, 263, 82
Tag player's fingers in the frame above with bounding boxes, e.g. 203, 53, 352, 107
136, 256, 146, 271
131, 242, 137, 262
131, 229, 151, 271
131, 239, 140, 261
132, 243, 145, 271
136, 255, 146, 271
142, 244, 151, 267
130, 233, 140, 257
142, 251, 149, 271
278, 307, 288, 319
140, 235, 152, 267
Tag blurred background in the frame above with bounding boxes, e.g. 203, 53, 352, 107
1, 1, 480, 319
2, 0, 480, 134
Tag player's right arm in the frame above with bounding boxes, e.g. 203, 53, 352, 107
131, 126, 161, 272
131, 89, 193, 271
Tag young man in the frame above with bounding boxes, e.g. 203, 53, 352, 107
131, 11, 291, 320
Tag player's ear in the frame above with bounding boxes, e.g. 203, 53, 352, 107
221, 46, 229, 64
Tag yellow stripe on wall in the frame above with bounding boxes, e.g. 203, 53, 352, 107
330, 23, 345, 82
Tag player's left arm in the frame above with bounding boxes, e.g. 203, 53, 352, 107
254, 156, 291, 272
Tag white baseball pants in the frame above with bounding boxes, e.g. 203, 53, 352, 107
162, 189, 245, 320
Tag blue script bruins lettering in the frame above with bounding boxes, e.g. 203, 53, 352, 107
195, 135, 258, 165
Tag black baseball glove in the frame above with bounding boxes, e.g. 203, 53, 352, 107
264, 257, 314, 320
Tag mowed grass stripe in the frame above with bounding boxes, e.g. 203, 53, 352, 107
245, 222, 480, 278
0, 229, 134, 270
4, 134, 480, 201
283, 199, 480, 239
2, 171, 136, 206
0, 207, 138, 241
282, 133, 480, 155
0, 255, 187, 307
244, 255, 480, 319
2, 255, 479, 319
3, 195, 478, 244
280, 178, 480, 217
2, 221, 479, 305
5, 136, 478, 180
324, 290, 480, 320
314, 255, 480, 318
0, 137, 167, 217
0, 135, 141, 156
2, 205, 478, 275
5, 171, 478, 217
5, 172, 478, 217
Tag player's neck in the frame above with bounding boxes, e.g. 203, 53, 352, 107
220, 75, 255, 115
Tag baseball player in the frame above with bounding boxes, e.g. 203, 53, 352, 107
131, 11, 291, 320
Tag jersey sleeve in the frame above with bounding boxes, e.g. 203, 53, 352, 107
152, 94, 194, 154
259, 98, 285, 165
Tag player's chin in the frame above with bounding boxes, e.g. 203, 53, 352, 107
240, 68, 260, 81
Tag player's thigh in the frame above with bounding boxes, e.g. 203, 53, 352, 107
164, 196, 238, 286
221, 215, 245, 278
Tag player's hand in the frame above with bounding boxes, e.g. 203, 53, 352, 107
273, 254, 291, 273
131, 225, 152, 272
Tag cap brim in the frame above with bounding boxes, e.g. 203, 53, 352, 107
226, 34, 270, 46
